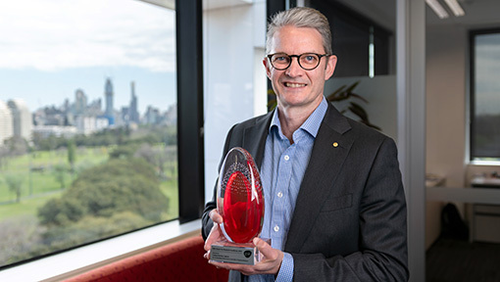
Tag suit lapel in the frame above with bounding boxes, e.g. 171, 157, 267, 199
242, 111, 273, 169
285, 103, 354, 253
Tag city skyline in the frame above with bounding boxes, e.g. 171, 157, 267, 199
1, 69, 176, 115
0, 74, 178, 144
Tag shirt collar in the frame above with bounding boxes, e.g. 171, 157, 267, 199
269, 96, 328, 139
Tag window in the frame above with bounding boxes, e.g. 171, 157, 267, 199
0, 0, 181, 269
470, 29, 500, 161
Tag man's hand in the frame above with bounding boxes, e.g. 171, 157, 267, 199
203, 209, 284, 276
208, 237, 284, 276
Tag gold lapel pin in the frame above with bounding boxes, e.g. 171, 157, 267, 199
333, 142, 339, 148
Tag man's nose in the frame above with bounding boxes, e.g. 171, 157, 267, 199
285, 57, 303, 77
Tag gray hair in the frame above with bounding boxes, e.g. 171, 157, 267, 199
266, 7, 333, 55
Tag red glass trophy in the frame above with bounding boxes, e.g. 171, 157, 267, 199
210, 147, 265, 265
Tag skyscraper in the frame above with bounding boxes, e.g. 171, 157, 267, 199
129, 81, 139, 124
104, 78, 114, 125
74, 89, 87, 115
0, 100, 14, 144
7, 99, 32, 142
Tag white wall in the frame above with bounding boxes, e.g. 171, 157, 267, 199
203, 1, 267, 203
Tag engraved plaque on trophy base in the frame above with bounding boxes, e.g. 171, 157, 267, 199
210, 241, 260, 265
210, 238, 270, 265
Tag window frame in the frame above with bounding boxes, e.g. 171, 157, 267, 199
0, 0, 204, 278
176, 0, 204, 223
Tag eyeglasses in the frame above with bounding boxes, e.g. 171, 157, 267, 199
267, 53, 329, 71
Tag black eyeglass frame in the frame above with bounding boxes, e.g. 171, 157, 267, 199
266, 53, 330, 70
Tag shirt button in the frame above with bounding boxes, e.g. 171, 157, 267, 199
274, 225, 280, 232
284, 155, 290, 161
277, 192, 283, 198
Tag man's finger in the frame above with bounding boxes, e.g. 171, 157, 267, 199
209, 209, 223, 224
204, 224, 220, 251
253, 238, 276, 260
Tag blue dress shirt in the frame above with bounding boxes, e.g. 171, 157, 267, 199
247, 97, 328, 282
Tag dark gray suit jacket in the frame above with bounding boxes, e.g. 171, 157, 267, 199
202, 102, 409, 281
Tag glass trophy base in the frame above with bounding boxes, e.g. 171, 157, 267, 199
210, 238, 270, 265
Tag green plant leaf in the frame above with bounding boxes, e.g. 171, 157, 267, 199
349, 102, 368, 121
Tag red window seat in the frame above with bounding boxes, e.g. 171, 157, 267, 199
63, 234, 228, 282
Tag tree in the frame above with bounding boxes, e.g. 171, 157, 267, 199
38, 158, 168, 227
40, 212, 150, 251
38, 197, 85, 226
109, 144, 138, 159
52, 164, 68, 189
67, 140, 76, 173
0, 146, 8, 170
0, 216, 44, 265
4, 136, 29, 156
5, 174, 24, 203
133, 143, 156, 165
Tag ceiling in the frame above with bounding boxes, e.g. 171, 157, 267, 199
338, 0, 500, 31
426, 0, 500, 28
198, 0, 500, 32
202, 0, 252, 10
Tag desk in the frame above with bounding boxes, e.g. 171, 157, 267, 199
426, 187, 500, 204
427, 186, 500, 243
471, 178, 500, 243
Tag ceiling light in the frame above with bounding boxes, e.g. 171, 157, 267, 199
444, 0, 465, 17
426, 0, 449, 19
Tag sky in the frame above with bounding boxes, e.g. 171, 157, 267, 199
0, 0, 176, 114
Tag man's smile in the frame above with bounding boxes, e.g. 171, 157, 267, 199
284, 82, 307, 88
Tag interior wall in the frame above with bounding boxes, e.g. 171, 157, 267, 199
425, 24, 467, 248
325, 76, 397, 140
426, 25, 467, 187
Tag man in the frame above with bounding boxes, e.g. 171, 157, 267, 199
202, 7, 408, 282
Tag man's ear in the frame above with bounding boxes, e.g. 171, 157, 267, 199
324, 55, 337, 80
263, 57, 272, 79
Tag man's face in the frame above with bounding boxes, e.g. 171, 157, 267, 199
263, 25, 337, 113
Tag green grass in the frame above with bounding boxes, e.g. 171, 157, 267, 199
160, 180, 179, 220
0, 190, 63, 222
0, 147, 108, 202
0, 145, 179, 223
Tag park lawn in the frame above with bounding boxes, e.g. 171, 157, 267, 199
1, 145, 179, 222
0, 180, 178, 224
160, 179, 179, 220
0, 147, 109, 202
0, 190, 63, 222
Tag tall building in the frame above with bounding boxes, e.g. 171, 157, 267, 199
129, 81, 139, 124
0, 100, 14, 144
74, 89, 87, 115
75, 115, 109, 135
7, 99, 32, 142
87, 98, 102, 116
104, 78, 114, 125
144, 106, 161, 125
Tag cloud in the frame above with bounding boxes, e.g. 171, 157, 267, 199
0, 0, 175, 72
